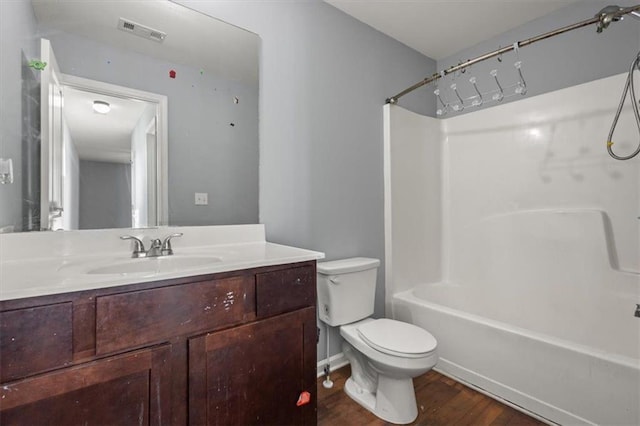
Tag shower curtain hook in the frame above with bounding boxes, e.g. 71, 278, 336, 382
450, 83, 465, 111
490, 69, 504, 101
512, 41, 527, 95
434, 88, 449, 116
514, 61, 527, 95
434, 71, 449, 116
469, 76, 483, 106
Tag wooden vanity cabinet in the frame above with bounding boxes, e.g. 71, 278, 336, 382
189, 307, 317, 426
0, 344, 171, 426
0, 261, 317, 426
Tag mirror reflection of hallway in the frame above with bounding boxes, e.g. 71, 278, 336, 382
79, 159, 131, 229
60, 85, 160, 230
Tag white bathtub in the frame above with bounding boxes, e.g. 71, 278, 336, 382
391, 211, 639, 425
394, 283, 639, 425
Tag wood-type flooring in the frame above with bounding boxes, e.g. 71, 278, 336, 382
317, 366, 546, 426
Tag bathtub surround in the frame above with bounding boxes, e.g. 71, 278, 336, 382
383, 109, 442, 304
384, 73, 640, 424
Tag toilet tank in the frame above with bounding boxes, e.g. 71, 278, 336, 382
317, 257, 380, 326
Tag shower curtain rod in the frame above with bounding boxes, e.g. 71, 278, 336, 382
386, 4, 640, 105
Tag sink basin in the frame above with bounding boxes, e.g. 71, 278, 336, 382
87, 256, 222, 275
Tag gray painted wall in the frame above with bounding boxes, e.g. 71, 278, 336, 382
435, 0, 640, 117
79, 160, 131, 230
0, 1, 39, 231
177, 0, 438, 362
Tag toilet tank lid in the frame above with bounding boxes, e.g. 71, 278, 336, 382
317, 257, 380, 275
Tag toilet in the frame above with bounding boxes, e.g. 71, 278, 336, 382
317, 257, 438, 424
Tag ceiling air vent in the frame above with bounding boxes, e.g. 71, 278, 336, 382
117, 18, 166, 43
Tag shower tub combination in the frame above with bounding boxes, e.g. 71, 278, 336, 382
392, 210, 639, 425
384, 71, 640, 425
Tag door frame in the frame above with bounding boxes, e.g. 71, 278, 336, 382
60, 73, 169, 227
40, 38, 64, 231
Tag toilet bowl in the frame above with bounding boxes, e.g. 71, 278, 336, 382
342, 318, 438, 377
340, 318, 437, 424
317, 258, 438, 424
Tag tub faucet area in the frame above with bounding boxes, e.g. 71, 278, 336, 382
121, 233, 183, 258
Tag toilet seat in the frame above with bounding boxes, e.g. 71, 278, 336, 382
357, 319, 437, 358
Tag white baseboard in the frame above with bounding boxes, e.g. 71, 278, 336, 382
317, 352, 350, 378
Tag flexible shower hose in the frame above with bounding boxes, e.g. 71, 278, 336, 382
607, 50, 640, 160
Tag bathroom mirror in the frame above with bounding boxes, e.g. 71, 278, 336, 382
0, 0, 259, 232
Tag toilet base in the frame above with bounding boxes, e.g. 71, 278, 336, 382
344, 375, 418, 425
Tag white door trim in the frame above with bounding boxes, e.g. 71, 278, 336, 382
60, 73, 169, 226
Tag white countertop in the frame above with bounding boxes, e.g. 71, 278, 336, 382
0, 225, 324, 301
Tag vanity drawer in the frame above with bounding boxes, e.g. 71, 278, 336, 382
95, 276, 254, 355
0, 303, 73, 382
256, 265, 316, 318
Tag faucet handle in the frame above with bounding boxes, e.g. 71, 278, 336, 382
161, 233, 183, 256
120, 235, 147, 258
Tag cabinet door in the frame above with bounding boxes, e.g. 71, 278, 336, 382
0, 344, 171, 426
189, 307, 317, 426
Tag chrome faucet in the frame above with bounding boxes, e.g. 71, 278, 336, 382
120, 233, 183, 258
120, 235, 147, 258
146, 238, 163, 257
161, 233, 183, 256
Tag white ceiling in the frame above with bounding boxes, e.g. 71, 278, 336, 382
31, 0, 259, 86
325, 0, 583, 60
63, 87, 153, 163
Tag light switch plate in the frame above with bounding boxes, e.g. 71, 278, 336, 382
195, 192, 208, 205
